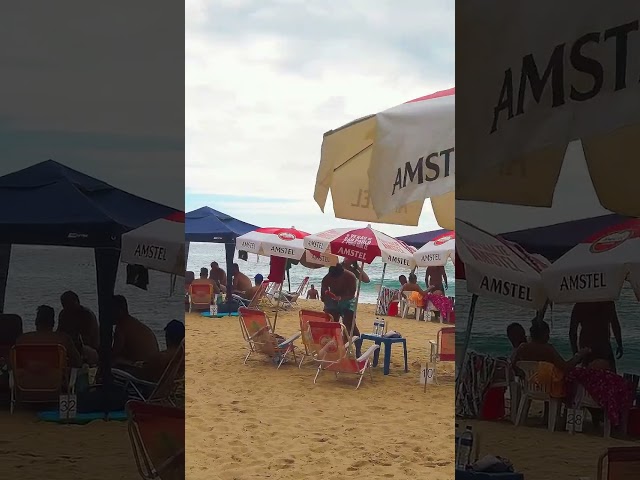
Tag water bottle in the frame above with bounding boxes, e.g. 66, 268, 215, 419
457, 426, 474, 468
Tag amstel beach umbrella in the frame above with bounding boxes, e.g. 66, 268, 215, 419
121, 211, 185, 276
456, 2, 640, 217
414, 231, 455, 267
541, 219, 640, 303
314, 88, 455, 229
304, 225, 416, 351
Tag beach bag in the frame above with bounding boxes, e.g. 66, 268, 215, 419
218, 300, 240, 313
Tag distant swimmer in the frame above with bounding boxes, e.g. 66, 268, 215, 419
306, 284, 319, 300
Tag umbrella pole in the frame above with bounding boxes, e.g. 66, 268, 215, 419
456, 294, 478, 386
272, 280, 284, 332
376, 263, 387, 315
349, 261, 365, 356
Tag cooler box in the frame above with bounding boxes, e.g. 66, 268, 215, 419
481, 386, 506, 420
388, 300, 399, 317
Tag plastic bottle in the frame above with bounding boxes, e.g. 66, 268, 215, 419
457, 426, 474, 468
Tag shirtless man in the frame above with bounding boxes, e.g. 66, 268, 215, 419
321, 264, 362, 356
425, 265, 448, 293
112, 295, 159, 365
240, 274, 264, 302
400, 273, 423, 296
342, 259, 370, 283
231, 263, 253, 295
17, 305, 83, 368
306, 284, 319, 299
192, 267, 220, 293
210, 262, 227, 292
570, 301, 623, 372
137, 319, 184, 382
57, 291, 100, 364
507, 322, 527, 349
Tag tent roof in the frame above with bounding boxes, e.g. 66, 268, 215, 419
0, 160, 177, 247
185, 206, 258, 243
500, 214, 629, 262
396, 229, 451, 249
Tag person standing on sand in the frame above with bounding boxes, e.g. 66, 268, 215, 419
569, 301, 623, 373
425, 265, 448, 293
320, 264, 362, 357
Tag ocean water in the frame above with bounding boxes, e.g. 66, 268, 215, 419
455, 281, 640, 374
187, 242, 456, 304
3, 245, 184, 348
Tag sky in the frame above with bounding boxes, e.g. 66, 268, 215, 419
0, 3, 183, 210
185, 0, 455, 237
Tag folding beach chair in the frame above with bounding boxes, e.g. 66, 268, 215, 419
307, 320, 378, 389
233, 281, 270, 309
282, 276, 309, 308
597, 447, 640, 479
9, 344, 77, 413
238, 307, 300, 368
188, 283, 213, 312
113, 340, 185, 406
126, 400, 185, 480
427, 327, 455, 390
298, 309, 334, 368
0, 314, 23, 393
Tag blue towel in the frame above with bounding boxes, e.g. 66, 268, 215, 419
38, 410, 127, 424
200, 311, 239, 318
455, 470, 524, 480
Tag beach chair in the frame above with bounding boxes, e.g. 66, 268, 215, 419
307, 320, 378, 389
238, 307, 300, 368
514, 361, 561, 432
597, 446, 640, 480
126, 400, 185, 480
298, 309, 334, 368
113, 340, 185, 406
427, 327, 455, 390
9, 344, 77, 413
401, 294, 424, 320
233, 281, 270, 309
0, 314, 23, 393
282, 276, 309, 308
188, 283, 213, 312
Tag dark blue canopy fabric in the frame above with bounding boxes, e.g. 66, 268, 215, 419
500, 214, 629, 261
396, 229, 451, 249
185, 206, 258, 243
0, 160, 178, 247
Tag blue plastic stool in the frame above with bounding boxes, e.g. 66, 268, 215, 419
359, 334, 408, 375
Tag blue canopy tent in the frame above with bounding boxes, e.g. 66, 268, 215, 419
185, 206, 258, 297
500, 214, 629, 261
0, 160, 178, 388
396, 228, 451, 249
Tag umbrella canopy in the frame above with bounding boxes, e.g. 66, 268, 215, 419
541, 219, 640, 303
314, 89, 454, 229
396, 228, 451, 249
456, 3, 640, 217
456, 219, 547, 310
303, 224, 416, 269
185, 206, 258, 243
414, 231, 455, 267
121, 211, 186, 276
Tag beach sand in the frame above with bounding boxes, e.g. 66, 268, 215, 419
461, 413, 640, 479
185, 300, 455, 480
0, 411, 138, 479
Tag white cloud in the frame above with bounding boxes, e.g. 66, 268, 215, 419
186, 0, 454, 228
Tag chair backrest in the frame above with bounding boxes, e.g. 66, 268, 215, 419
515, 361, 552, 396
189, 282, 213, 306
598, 447, 640, 479
307, 320, 348, 363
438, 327, 456, 362
126, 400, 185, 480
295, 277, 310, 295
299, 310, 333, 354
247, 281, 269, 309
266, 282, 279, 295
0, 314, 23, 347
148, 339, 185, 405
238, 307, 277, 355
10, 344, 68, 393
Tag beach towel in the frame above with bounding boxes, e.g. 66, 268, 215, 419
38, 410, 127, 424
407, 291, 424, 306
456, 351, 498, 418
424, 293, 454, 319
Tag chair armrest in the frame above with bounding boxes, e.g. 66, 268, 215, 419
357, 344, 379, 362
278, 331, 302, 347
429, 340, 437, 362
69, 368, 79, 394
112, 368, 157, 387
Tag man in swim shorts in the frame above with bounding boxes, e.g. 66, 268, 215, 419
320, 263, 362, 357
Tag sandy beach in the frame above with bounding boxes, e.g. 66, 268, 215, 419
0, 410, 138, 479
185, 299, 455, 479
461, 414, 640, 479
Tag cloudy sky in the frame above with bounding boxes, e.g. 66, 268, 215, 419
186, 0, 454, 236
0, 3, 183, 210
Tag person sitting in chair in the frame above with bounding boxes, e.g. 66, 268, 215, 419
137, 319, 185, 382
239, 274, 264, 303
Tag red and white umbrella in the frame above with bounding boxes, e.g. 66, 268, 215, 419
120, 211, 186, 276
414, 231, 455, 267
303, 224, 416, 269
541, 219, 640, 303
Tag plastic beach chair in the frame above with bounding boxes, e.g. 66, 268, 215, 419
9, 344, 77, 413
514, 361, 561, 432
298, 309, 334, 368
282, 276, 309, 308
126, 400, 185, 480
238, 307, 300, 368
427, 327, 455, 390
307, 320, 378, 389
113, 340, 185, 406
597, 446, 640, 479
188, 283, 213, 312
